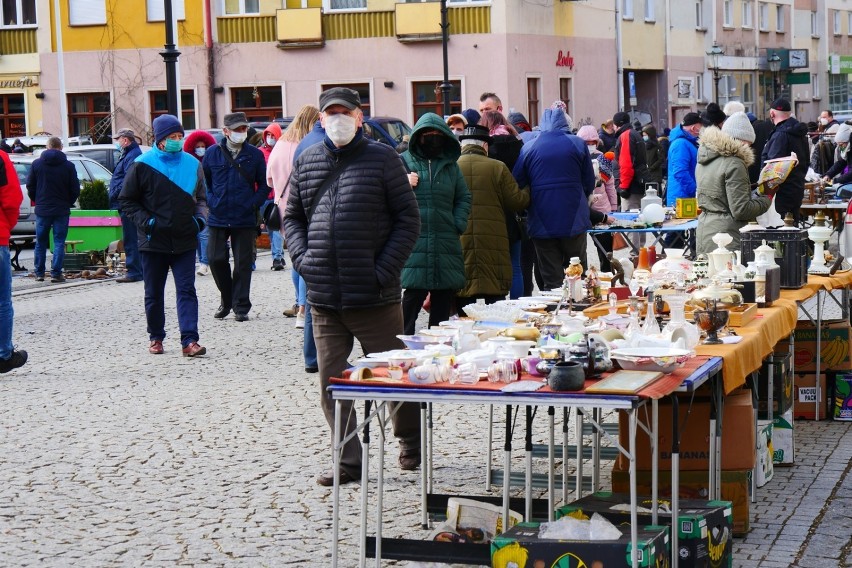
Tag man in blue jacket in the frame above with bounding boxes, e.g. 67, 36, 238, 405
202, 112, 269, 322
109, 128, 144, 282
666, 112, 707, 207
26, 137, 80, 283
512, 108, 595, 289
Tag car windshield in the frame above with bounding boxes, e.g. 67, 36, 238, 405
377, 120, 411, 144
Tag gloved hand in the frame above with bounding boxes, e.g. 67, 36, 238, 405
618, 189, 631, 200
145, 218, 155, 240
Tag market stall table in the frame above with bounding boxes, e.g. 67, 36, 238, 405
589, 218, 698, 258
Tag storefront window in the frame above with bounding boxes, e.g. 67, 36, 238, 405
0, 94, 25, 139
67, 92, 111, 137
150, 90, 196, 130
828, 74, 852, 113
320, 82, 371, 117
412, 81, 461, 122
230, 86, 283, 122
1, 0, 36, 26
717, 72, 755, 113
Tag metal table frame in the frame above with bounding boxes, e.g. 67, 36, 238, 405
589, 219, 698, 259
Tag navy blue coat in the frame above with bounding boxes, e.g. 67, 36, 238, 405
26, 149, 80, 217
109, 141, 143, 209
202, 140, 269, 228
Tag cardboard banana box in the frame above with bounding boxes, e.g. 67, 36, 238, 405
774, 322, 852, 372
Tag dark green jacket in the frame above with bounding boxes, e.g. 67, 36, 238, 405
401, 113, 471, 290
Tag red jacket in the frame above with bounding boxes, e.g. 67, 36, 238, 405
0, 150, 22, 245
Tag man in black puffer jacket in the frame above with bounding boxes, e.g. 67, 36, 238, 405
284, 87, 421, 487
761, 98, 810, 223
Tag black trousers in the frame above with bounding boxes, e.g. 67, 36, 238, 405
521, 238, 544, 296
532, 234, 588, 290
207, 226, 256, 315
402, 288, 455, 335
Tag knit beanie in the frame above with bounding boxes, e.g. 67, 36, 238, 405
153, 114, 184, 143
551, 100, 573, 131
723, 101, 746, 116
597, 153, 614, 182
721, 112, 756, 144
461, 108, 480, 127
835, 123, 852, 145
576, 125, 599, 143
702, 102, 726, 127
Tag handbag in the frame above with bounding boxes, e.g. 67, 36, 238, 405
262, 201, 281, 231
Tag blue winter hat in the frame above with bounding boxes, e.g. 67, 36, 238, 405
461, 108, 480, 126
153, 114, 184, 143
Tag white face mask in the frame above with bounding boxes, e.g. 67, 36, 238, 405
195, 147, 206, 157
819, 118, 829, 126
266, 136, 276, 147
324, 113, 358, 146
228, 131, 247, 145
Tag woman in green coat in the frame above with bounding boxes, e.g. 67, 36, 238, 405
695, 112, 771, 256
401, 113, 472, 334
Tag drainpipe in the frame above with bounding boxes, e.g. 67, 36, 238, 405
204, 0, 217, 128
616, 0, 624, 110
665, 0, 671, 126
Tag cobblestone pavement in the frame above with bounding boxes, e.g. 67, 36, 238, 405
0, 251, 850, 567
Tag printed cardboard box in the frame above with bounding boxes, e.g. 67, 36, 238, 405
491, 522, 669, 568
793, 373, 829, 420
556, 492, 733, 568
756, 420, 774, 487
611, 465, 752, 536
834, 374, 852, 421
617, 390, 755, 471
774, 322, 852, 372
772, 409, 795, 465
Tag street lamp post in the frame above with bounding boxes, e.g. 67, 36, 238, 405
768, 53, 782, 102
439, 0, 451, 117
161, 0, 181, 117
706, 41, 724, 103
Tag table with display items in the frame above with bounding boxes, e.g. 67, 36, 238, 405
589, 216, 698, 258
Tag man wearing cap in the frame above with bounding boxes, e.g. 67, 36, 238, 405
109, 128, 144, 282
612, 111, 649, 211
666, 112, 707, 207
118, 114, 208, 358
455, 124, 528, 312
202, 111, 269, 322
284, 87, 421, 486
761, 98, 810, 222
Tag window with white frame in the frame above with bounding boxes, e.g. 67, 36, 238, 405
742, 0, 753, 28
723, 0, 732, 27
834, 10, 841, 35
223, 0, 259, 15
327, 0, 366, 9
849, 12, 852, 36
759, 2, 768, 31
695, 0, 703, 28
622, 0, 633, 20
147, 0, 185, 22
776, 4, 784, 32
813, 74, 820, 98
69, 0, 105, 25
644, 0, 654, 21
695, 73, 704, 102
810, 10, 818, 36
1, 0, 36, 27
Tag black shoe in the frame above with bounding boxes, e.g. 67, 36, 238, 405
234, 313, 249, 322
34, 274, 44, 282
305, 366, 319, 373
214, 305, 231, 319
399, 453, 421, 471
316, 469, 359, 487
50, 275, 66, 283
0, 349, 28, 373
271, 259, 285, 271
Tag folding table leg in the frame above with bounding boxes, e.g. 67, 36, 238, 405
575, 408, 584, 499
502, 405, 512, 531
592, 407, 601, 492
671, 396, 680, 568
486, 404, 494, 491
562, 408, 569, 504
421, 402, 429, 529
374, 404, 385, 568
548, 406, 555, 520
359, 401, 372, 568
524, 406, 533, 521
332, 400, 343, 568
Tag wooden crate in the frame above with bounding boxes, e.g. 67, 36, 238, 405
728, 303, 758, 327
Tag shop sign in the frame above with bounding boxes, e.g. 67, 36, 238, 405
555, 50, 574, 70
0, 76, 34, 89
830, 54, 852, 75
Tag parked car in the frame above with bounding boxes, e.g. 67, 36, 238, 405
64, 144, 152, 173
363, 117, 411, 147
10, 153, 113, 235
184, 128, 225, 145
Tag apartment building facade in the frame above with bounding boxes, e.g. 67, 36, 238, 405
0, 0, 850, 142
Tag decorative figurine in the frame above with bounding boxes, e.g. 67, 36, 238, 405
584, 266, 602, 302
608, 252, 626, 286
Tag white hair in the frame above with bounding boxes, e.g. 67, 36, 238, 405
461, 139, 486, 147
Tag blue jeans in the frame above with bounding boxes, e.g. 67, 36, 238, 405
140, 249, 199, 347
291, 270, 307, 306
120, 211, 143, 279
509, 239, 523, 299
304, 304, 317, 368
197, 226, 209, 265
0, 246, 13, 359
34, 214, 69, 278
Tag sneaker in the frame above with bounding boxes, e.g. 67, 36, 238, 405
282, 304, 299, 318
197, 264, 209, 276
295, 313, 305, 329
34, 274, 44, 282
50, 275, 66, 283
271, 258, 285, 271
149, 340, 164, 355
182, 342, 207, 357
0, 349, 27, 373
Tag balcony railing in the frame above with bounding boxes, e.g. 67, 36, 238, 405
0, 28, 37, 54
220, 5, 489, 43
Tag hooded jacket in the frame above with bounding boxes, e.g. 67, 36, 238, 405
284, 132, 420, 310
108, 140, 143, 209
26, 149, 80, 217
0, 150, 22, 246
457, 144, 529, 297
761, 116, 810, 219
401, 113, 472, 290
695, 127, 770, 256
512, 109, 595, 239
118, 147, 208, 255
613, 123, 648, 195
182, 130, 217, 162
202, 139, 269, 228
259, 123, 283, 163
666, 124, 700, 206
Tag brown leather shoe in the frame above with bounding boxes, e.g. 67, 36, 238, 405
399, 453, 421, 471
149, 340, 164, 355
316, 469, 359, 487
182, 342, 207, 357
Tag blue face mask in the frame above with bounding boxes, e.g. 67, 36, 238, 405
194, 147, 206, 157
163, 139, 183, 153
115, 142, 122, 151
